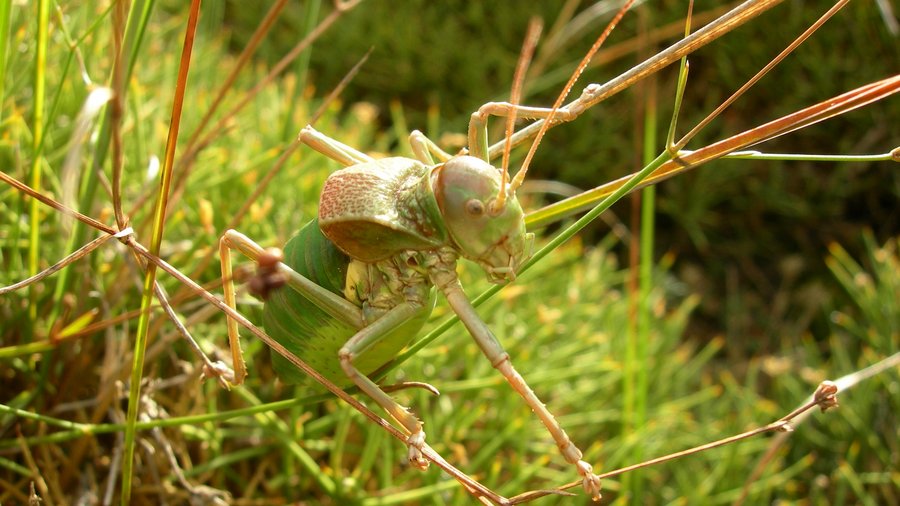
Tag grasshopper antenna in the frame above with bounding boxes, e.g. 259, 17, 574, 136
494, 17, 543, 214
508, 0, 635, 196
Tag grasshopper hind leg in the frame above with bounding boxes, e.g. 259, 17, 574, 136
299, 125, 374, 167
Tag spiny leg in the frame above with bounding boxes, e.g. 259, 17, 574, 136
218, 229, 365, 386
432, 265, 602, 501
218, 233, 248, 385
299, 125, 375, 167
338, 302, 433, 470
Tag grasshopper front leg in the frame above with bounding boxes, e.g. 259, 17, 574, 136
218, 229, 365, 385
428, 249, 603, 501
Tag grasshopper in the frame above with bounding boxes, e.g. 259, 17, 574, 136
218, 18, 608, 503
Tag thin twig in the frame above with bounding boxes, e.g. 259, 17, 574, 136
152, 281, 232, 388
676, 0, 851, 148
736, 353, 900, 505
0, 230, 125, 295
0, 170, 117, 236
535, 381, 840, 500
487, 0, 787, 160
526, 74, 900, 229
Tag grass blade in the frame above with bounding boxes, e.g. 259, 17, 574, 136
28, 0, 50, 326
120, 1, 201, 502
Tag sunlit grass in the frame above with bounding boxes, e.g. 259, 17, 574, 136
0, 2, 897, 505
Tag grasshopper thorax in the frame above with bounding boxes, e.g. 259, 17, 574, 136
432, 155, 534, 283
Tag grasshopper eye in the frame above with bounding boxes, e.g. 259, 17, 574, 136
465, 199, 485, 216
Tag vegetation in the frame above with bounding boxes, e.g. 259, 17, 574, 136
1, 1, 897, 504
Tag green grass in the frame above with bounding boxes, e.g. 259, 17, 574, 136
1, 1, 898, 504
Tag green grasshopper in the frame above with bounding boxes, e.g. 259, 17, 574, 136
213, 4, 661, 502
218, 49, 606, 504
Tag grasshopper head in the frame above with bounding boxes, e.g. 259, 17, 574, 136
433, 156, 534, 283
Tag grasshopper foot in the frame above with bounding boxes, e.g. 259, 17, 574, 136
576, 460, 602, 502
406, 430, 429, 470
